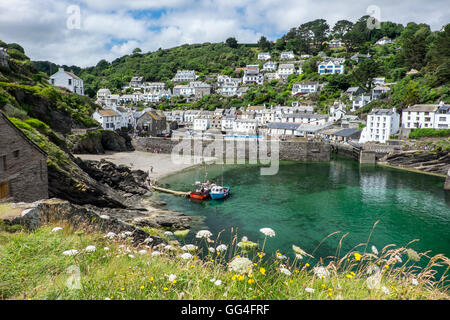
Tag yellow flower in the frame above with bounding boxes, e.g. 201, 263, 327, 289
163, 287, 168, 291
210, 259, 214, 262
140, 285, 145, 290
150, 276, 154, 281
190, 265, 195, 269
321, 283, 326, 288
236, 255, 240, 258
295, 269, 299, 274
328, 292, 333, 297
384, 264, 389, 269
354, 252, 362, 261
257, 252, 264, 259
238, 275, 245, 281
346, 274, 353, 279
152, 286, 157, 289
350, 272, 355, 276
305, 263, 310, 267
172, 280, 177, 284
253, 263, 257, 266
248, 279, 255, 284
120, 288, 125, 291
216, 251, 220, 255
259, 267, 266, 275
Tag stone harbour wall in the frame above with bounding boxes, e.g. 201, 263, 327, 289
132, 137, 331, 162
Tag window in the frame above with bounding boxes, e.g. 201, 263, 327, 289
1, 155, 6, 172
13, 150, 19, 158
68, 79, 72, 85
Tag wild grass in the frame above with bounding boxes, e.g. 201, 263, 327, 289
0, 221, 448, 300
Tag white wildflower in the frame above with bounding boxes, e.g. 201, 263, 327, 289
313, 266, 330, 280
228, 257, 253, 274
151, 251, 161, 257
195, 230, 213, 239
411, 278, 419, 286
138, 249, 147, 255
105, 232, 116, 239
295, 254, 303, 260
104, 247, 110, 251
168, 274, 177, 282
99, 215, 110, 220
366, 271, 382, 290
143, 237, 153, 244
276, 254, 287, 260
104, 297, 111, 300
381, 286, 390, 295
164, 231, 174, 237
214, 280, 222, 286
216, 244, 228, 252
305, 287, 315, 294
394, 255, 403, 263
85, 245, 96, 253
123, 231, 133, 237
210, 278, 216, 282
180, 252, 193, 260
51, 227, 63, 233
241, 236, 248, 242
181, 244, 198, 252
164, 245, 174, 251
280, 268, 292, 276
259, 228, 276, 237
62, 249, 78, 256
208, 247, 215, 253
128, 254, 135, 259
366, 264, 380, 275
371, 245, 379, 255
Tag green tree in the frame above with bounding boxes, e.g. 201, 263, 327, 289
332, 20, 353, 38
257, 36, 271, 51
352, 59, 381, 91
225, 37, 238, 48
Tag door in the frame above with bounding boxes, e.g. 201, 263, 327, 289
0, 181, 9, 200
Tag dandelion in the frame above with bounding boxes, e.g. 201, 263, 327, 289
85, 245, 96, 253
120, 288, 125, 291
62, 249, 78, 256
168, 274, 177, 282
163, 287, 168, 291
354, 252, 362, 261
313, 266, 330, 280
228, 257, 253, 274
195, 230, 213, 239
346, 274, 353, 279
216, 244, 228, 252
259, 228, 276, 237
280, 268, 292, 276
259, 267, 266, 276
51, 227, 63, 233
305, 287, 315, 294
371, 245, 379, 255
140, 285, 145, 290
238, 275, 245, 281
151, 251, 161, 257
248, 278, 255, 284
180, 253, 193, 260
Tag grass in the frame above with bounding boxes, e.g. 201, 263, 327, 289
0, 222, 448, 300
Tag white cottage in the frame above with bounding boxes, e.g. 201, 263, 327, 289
49, 67, 84, 95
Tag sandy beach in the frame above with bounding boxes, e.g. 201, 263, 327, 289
76, 151, 215, 180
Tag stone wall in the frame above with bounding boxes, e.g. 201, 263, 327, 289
0, 114, 48, 202
132, 137, 330, 162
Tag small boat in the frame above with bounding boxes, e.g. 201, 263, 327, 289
210, 185, 230, 200
189, 183, 211, 200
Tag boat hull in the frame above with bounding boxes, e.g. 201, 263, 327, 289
210, 187, 230, 200
189, 191, 210, 200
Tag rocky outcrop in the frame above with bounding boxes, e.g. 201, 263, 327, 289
1, 199, 166, 246
382, 150, 450, 176
445, 170, 450, 190
70, 129, 134, 154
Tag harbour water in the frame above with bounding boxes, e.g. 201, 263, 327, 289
156, 157, 450, 269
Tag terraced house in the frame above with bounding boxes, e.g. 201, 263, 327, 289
0, 112, 48, 202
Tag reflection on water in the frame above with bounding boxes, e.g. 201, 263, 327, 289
158, 158, 450, 275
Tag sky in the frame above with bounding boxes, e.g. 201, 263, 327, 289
0, 0, 448, 68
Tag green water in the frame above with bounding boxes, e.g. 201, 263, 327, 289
156, 157, 450, 267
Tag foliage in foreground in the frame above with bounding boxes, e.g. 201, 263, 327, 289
0, 222, 448, 300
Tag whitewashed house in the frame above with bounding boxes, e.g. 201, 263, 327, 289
193, 116, 210, 132
328, 38, 344, 48
263, 61, 277, 72
173, 85, 195, 97
277, 64, 295, 80
434, 103, 450, 129
129, 76, 144, 88
105, 94, 119, 107
92, 109, 122, 130
280, 51, 295, 60
292, 81, 319, 95
401, 104, 439, 129
233, 119, 258, 134
243, 65, 264, 85
144, 82, 165, 92
172, 70, 198, 82
219, 82, 239, 96
258, 52, 271, 60
49, 67, 84, 95
97, 88, 111, 102
329, 101, 347, 122
267, 122, 300, 136
351, 94, 372, 112
318, 58, 345, 75
359, 108, 399, 144
372, 85, 390, 100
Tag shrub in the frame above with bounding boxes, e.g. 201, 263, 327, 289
409, 128, 450, 139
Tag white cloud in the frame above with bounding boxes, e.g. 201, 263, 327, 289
0, 0, 448, 67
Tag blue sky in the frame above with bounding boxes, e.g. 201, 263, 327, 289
0, 0, 448, 67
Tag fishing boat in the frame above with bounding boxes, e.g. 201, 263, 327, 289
189, 182, 211, 200
210, 185, 230, 200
